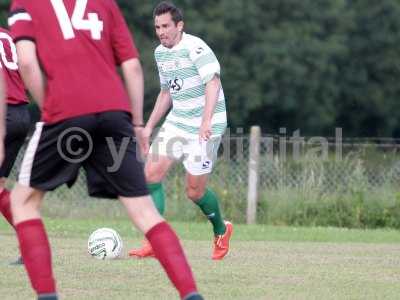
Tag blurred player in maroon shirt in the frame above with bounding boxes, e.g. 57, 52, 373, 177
8, 1, 203, 300
0, 27, 30, 265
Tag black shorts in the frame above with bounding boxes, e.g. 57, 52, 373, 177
18, 111, 148, 199
0, 104, 30, 178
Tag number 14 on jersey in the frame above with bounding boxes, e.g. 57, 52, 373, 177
51, 0, 103, 40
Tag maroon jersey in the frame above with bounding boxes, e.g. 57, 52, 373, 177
0, 27, 28, 105
9, 0, 139, 123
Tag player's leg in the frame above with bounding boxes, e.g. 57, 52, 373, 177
120, 195, 203, 300
127, 154, 174, 257
145, 153, 175, 215
0, 104, 31, 265
11, 184, 57, 300
183, 137, 233, 260
185, 173, 233, 260
185, 173, 226, 234
143, 125, 183, 215
0, 177, 12, 224
11, 116, 94, 300
90, 112, 203, 299
129, 125, 182, 257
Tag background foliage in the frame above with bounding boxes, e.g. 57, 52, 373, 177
1, 0, 400, 137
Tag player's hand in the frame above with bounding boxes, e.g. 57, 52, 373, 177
133, 126, 151, 157
140, 126, 152, 156
199, 120, 212, 141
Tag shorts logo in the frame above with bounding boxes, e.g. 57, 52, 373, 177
202, 160, 211, 169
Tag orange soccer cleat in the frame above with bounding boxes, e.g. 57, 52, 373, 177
128, 239, 155, 258
212, 221, 233, 260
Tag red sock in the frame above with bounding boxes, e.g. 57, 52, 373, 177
146, 222, 197, 299
0, 189, 13, 227
15, 219, 56, 295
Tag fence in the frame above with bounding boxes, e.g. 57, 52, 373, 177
7, 127, 400, 226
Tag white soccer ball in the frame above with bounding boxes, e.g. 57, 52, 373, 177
88, 228, 123, 260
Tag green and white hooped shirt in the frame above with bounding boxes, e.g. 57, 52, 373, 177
155, 33, 227, 138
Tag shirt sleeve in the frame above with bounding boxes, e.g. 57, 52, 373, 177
189, 38, 220, 84
110, 0, 139, 65
155, 58, 169, 90
154, 47, 169, 90
8, 0, 35, 43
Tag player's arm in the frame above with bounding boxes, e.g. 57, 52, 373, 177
201, 75, 221, 140
121, 57, 144, 127
137, 89, 171, 156
146, 52, 172, 132
189, 39, 222, 140
120, 57, 152, 155
15, 40, 45, 108
146, 89, 172, 131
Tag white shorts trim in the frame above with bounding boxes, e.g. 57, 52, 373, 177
18, 122, 44, 186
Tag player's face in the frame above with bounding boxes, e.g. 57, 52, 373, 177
154, 13, 184, 48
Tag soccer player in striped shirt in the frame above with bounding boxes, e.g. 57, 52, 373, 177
129, 1, 233, 260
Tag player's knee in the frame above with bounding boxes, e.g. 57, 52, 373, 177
11, 185, 42, 209
145, 167, 163, 183
145, 171, 160, 183
186, 186, 205, 201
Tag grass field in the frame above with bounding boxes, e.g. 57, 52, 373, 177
1, 219, 400, 299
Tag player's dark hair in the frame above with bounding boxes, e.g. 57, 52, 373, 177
153, 1, 183, 24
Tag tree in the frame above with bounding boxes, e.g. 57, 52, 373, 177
336, 0, 400, 137
1, 0, 400, 137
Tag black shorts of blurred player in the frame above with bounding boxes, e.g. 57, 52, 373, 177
19, 111, 148, 198
0, 103, 30, 178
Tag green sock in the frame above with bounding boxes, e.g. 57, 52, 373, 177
195, 188, 226, 236
148, 183, 165, 215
